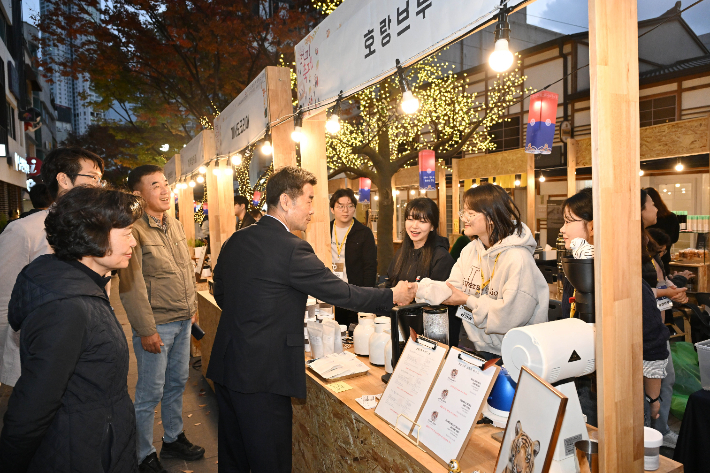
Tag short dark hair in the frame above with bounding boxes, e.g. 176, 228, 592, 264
562, 187, 593, 223
45, 187, 143, 261
648, 228, 671, 248
127, 165, 165, 191
265, 166, 317, 210
40, 147, 105, 199
330, 188, 357, 209
234, 195, 250, 208
248, 208, 262, 219
28, 183, 53, 209
463, 183, 522, 246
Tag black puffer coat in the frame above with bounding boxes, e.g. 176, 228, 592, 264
0, 255, 137, 473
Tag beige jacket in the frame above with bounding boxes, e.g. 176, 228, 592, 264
119, 213, 196, 337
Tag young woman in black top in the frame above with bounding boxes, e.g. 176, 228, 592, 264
645, 187, 680, 274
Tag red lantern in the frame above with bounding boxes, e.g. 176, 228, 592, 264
419, 150, 436, 190
358, 177, 371, 203
525, 91, 558, 154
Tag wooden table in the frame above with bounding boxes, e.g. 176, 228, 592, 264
669, 261, 709, 292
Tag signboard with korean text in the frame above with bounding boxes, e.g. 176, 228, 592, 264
180, 132, 205, 178
214, 69, 269, 158
164, 156, 177, 185
295, 0, 524, 111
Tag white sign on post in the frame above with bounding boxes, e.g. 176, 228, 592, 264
164, 156, 177, 184
180, 132, 204, 178
295, 0, 523, 111
214, 69, 269, 158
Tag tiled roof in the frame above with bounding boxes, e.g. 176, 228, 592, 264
640, 55, 710, 81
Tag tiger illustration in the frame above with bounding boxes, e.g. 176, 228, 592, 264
503, 421, 540, 473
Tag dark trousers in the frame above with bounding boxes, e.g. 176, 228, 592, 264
214, 383, 293, 473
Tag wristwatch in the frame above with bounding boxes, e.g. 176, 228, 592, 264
645, 393, 661, 404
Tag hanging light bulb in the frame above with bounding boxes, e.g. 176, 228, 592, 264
374, 195, 379, 201
291, 107, 304, 142
261, 127, 273, 155
224, 167, 233, 176
212, 166, 221, 176
675, 160, 684, 171
514, 174, 521, 187
489, 5, 514, 73
676, 183, 680, 187
196, 175, 204, 184
470, 179, 478, 188
539, 174, 546, 183
198, 166, 207, 174
326, 92, 343, 134
396, 59, 420, 114
188, 180, 196, 188
410, 189, 416, 195
232, 153, 242, 166
639, 170, 644, 176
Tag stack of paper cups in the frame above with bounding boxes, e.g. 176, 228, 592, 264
644, 427, 663, 471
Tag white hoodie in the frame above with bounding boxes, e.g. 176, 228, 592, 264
419, 223, 549, 355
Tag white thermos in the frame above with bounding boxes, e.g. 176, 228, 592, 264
353, 313, 375, 355
368, 317, 390, 366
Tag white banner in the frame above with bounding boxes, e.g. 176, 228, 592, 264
180, 132, 205, 178
164, 156, 177, 184
295, 0, 523, 110
214, 69, 269, 158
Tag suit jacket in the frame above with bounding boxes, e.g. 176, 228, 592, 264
236, 212, 256, 231
329, 218, 377, 287
207, 215, 393, 399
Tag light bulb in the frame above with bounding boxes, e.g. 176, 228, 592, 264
682, 188, 685, 191
291, 126, 303, 142
196, 175, 204, 184
514, 179, 521, 187
189, 180, 196, 188
410, 189, 416, 195
198, 166, 207, 174
471, 183, 478, 188
160, 143, 169, 152
489, 39, 514, 72
676, 162, 684, 171
212, 167, 221, 176
224, 167, 233, 176
261, 140, 273, 155
232, 153, 242, 166
401, 91, 420, 114
639, 170, 644, 176
539, 175, 546, 182
325, 115, 340, 134
675, 183, 680, 187
374, 195, 379, 201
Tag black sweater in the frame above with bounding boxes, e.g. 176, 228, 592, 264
385, 235, 454, 287
642, 279, 670, 362
648, 213, 680, 274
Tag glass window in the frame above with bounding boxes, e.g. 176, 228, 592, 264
489, 116, 521, 153
640, 95, 676, 127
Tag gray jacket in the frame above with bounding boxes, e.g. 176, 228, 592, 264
0, 210, 51, 386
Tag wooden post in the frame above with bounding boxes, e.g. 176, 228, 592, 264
567, 139, 578, 197
166, 154, 179, 220
588, 0, 643, 471
218, 159, 236, 244
268, 66, 297, 169
178, 186, 195, 255
206, 160, 222, 269
437, 165, 447, 238
526, 154, 535, 229
452, 159, 460, 235
300, 114, 332, 268
392, 175, 398, 242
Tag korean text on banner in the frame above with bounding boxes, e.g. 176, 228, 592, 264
164, 156, 177, 185
181, 132, 205, 178
214, 69, 269, 158
295, 0, 522, 111
419, 149, 436, 191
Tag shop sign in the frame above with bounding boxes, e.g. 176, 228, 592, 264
28, 157, 42, 177
180, 132, 205, 177
10, 153, 30, 174
214, 69, 268, 158
295, 0, 524, 111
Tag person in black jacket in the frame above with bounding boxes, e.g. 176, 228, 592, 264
0, 187, 143, 473
385, 198, 457, 344
207, 167, 416, 473
645, 187, 680, 275
234, 195, 256, 231
329, 188, 378, 326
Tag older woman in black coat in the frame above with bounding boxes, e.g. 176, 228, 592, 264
0, 187, 143, 473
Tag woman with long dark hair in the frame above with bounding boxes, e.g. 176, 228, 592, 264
645, 187, 680, 274
417, 183, 548, 360
559, 188, 594, 318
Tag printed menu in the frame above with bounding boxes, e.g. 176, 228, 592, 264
418, 348, 499, 465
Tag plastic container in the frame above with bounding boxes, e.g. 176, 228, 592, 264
696, 339, 710, 390
643, 427, 663, 470
369, 317, 390, 366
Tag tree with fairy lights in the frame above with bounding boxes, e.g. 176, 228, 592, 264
326, 54, 530, 274
233, 145, 273, 211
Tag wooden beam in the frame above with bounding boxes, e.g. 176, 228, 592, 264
567, 139, 578, 197
300, 115, 332, 268
175, 154, 195, 255
268, 66, 297, 169
218, 159, 236, 245
526, 154, 535, 229
452, 159, 460, 235
205, 160, 222, 270
588, 0, 643, 471
437, 165, 447, 238
392, 175, 397, 242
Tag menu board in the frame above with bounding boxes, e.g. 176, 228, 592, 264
418, 347, 500, 465
374, 337, 447, 434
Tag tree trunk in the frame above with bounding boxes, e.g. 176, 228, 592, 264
373, 169, 395, 277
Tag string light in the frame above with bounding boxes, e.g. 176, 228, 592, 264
514, 174, 521, 187
489, 3, 514, 72
198, 166, 207, 174
291, 107, 304, 142
261, 127, 273, 155
212, 167, 221, 176
539, 174, 546, 182
196, 175, 204, 184
396, 59, 420, 114
232, 153, 242, 166
188, 180, 196, 187
325, 92, 342, 134
675, 160, 684, 171
639, 170, 644, 176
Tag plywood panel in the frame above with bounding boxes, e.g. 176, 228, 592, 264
218, 159, 236, 245
392, 162, 447, 187
458, 148, 528, 179
268, 66, 297, 169
567, 139, 578, 197
205, 160, 222, 269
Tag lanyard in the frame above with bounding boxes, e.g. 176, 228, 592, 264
334, 220, 354, 259
477, 253, 501, 295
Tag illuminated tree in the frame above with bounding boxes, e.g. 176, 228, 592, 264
233, 145, 273, 210
326, 54, 530, 273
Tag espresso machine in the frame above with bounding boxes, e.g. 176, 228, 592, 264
561, 256, 595, 323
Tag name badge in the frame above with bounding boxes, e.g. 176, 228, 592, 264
455, 305, 473, 322
656, 297, 673, 311
332, 262, 345, 280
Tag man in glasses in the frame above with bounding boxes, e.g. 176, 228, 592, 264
329, 188, 377, 326
0, 147, 105, 387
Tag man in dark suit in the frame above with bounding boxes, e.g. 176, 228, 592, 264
234, 195, 256, 230
329, 188, 378, 326
207, 166, 415, 473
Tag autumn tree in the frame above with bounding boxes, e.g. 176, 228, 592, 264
326, 55, 529, 274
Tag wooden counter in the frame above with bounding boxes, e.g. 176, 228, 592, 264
196, 291, 683, 472
669, 261, 709, 292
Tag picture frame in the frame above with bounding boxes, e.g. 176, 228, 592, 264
493, 366, 568, 473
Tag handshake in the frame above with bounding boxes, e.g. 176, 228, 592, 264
391, 280, 418, 306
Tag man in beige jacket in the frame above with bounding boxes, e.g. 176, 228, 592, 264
119, 165, 204, 473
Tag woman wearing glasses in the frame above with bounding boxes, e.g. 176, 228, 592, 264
329, 188, 378, 326
421, 183, 548, 360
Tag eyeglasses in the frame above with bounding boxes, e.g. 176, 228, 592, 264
335, 204, 355, 211
76, 173, 107, 188
458, 210, 479, 222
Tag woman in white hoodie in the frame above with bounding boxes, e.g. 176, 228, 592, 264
417, 183, 549, 359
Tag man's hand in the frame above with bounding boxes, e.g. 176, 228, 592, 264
191, 315, 196, 324
141, 332, 164, 354
668, 286, 688, 303
392, 280, 416, 306
442, 282, 469, 306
